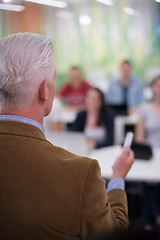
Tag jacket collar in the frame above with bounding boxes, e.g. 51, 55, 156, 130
0, 121, 46, 140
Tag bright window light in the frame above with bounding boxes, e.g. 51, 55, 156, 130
124, 7, 138, 16
155, 0, 160, 3
79, 15, 92, 26
24, 0, 67, 8
0, 3, 25, 11
96, 0, 113, 6
3, 0, 11, 3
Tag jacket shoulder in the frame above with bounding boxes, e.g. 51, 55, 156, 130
44, 139, 93, 168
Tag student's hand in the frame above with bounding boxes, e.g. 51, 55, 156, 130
111, 148, 134, 179
65, 105, 78, 112
86, 140, 96, 150
65, 104, 85, 112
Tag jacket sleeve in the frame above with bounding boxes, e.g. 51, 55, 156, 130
80, 159, 128, 240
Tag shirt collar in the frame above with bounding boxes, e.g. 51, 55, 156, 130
0, 115, 45, 135
119, 76, 133, 86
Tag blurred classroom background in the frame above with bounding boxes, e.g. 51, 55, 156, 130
0, 0, 160, 237
0, 0, 160, 87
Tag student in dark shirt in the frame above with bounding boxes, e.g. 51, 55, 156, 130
71, 87, 114, 149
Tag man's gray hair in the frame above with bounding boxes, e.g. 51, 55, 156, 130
0, 32, 55, 110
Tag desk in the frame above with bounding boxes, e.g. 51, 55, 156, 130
89, 146, 160, 183
46, 131, 160, 183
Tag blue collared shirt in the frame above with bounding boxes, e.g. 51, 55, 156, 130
0, 114, 124, 191
106, 76, 144, 109
0, 114, 45, 135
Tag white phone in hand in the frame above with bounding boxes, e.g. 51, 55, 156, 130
123, 132, 134, 148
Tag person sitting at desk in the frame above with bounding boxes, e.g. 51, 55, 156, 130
71, 87, 114, 149
59, 66, 91, 112
106, 60, 144, 115
135, 75, 160, 231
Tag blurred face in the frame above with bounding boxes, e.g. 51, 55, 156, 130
152, 78, 160, 102
85, 89, 102, 112
69, 69, 82, 87
120, 63, 132, 79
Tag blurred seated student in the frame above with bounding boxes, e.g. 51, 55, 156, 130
136, 75, 160, 148
135, 75, 160, 231
59, 66, 91, 112
71, 87, 114, 149
106, 60, 144, 115
43, 97, 64, 131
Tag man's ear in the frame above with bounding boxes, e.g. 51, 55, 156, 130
39, 80, 49, 101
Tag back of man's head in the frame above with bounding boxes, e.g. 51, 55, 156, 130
0, 32, 55, 111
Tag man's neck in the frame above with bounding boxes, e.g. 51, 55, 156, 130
121, 77, 130, 87
88, 109, 99, 115
71, 81, 82, 90
0, 108, 44, 125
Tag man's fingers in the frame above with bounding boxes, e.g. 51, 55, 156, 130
112, 148, 135, 179
126, 149, 134, 160
121, 148, 135, 163
121, 147, 130, 159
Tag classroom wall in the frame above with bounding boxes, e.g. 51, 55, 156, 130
0, 0, 159, 88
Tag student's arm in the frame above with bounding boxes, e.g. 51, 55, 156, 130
65, 103, 85, 112
128, 105, 141, 115
135, 117, 145, 143
51, 122, 63, 131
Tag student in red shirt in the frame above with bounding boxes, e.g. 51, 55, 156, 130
59, 67, 91, 111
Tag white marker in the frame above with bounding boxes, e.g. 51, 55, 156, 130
123, 132, 134, 148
